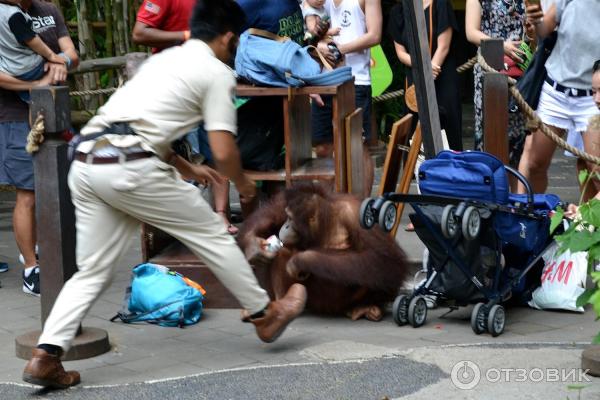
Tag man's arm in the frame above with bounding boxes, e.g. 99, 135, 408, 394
431, 27, 452, 79
132, 21, 188, 48
207, 130, 256, 202
336, 0, 382, 55
0, 71, 52, 91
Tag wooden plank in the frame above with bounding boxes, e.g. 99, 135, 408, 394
483, 73, 509, 164
332, 79, 355, 192
480, 39, 509, 164
290, 158, 336, 181
345, 108, 365, 196
402, 0, 443, 159
391, 124, 422, 237
285, 94, 312, 173
236, 84, 344, 97
378, 114, 414, 196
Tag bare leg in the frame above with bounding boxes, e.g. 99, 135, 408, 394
583, 128, 600, 200
14, 189, 37, 267
517, 125, 565, 194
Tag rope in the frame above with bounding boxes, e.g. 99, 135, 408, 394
372, 56, 478, 104
70, 87, 117, 97
476, 52, 600, 164
26, 114, 45, 154
373, 89, 405, 103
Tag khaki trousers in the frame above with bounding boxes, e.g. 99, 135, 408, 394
38, 156, 269, 351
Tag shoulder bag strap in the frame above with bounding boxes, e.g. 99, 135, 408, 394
247, 28, 290, 43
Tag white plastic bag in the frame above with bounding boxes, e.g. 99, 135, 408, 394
528, 242, 587, 312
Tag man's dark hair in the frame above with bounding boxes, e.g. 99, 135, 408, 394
594, 60, 600, 74
189, 0, 246, 41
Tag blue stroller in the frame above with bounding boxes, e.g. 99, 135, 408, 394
359, 151, 563, 336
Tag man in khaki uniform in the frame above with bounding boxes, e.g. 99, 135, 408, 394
22, 0, 306, 389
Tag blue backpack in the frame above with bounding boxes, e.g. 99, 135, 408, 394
111, 263, 203, 328
235, 29, 353, 88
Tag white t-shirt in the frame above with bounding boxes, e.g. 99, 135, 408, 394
325, 0, 371, 86
80, 40, 237, 158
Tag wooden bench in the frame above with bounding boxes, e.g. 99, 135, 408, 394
141, 80, 361, 308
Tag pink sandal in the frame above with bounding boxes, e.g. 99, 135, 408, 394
217, 211, 239, 235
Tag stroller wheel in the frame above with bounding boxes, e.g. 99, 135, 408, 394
359, 198, 376, 229
407, 296, 427, 328
487, 305, 506, 337
392, 294, 409, 326
378, 201, 397, 232
441, 205, 458, 239
471, 303, 487, 335
462, 206, 481, 241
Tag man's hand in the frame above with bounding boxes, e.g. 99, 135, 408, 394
316, 40, 337, 65
188, 164, 222, 187
503, 40, 525, 63
44, 62, 67, 84
235, 174, 256, 204
35, 70, 54, 87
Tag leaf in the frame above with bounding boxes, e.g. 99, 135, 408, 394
590, 290, 600, 316
591, 271, 600, 284
550, 207, 564, 234
579, 169, 590, 185
562, 231, 600, 253
577, 289, 595, 308
580, 200, 600, 227
593, 331, 600, 344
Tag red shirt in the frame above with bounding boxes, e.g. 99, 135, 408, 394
136, 0, 195, 53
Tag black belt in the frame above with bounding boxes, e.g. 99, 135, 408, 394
74, 151, 154, 164
545, 77, 592, 97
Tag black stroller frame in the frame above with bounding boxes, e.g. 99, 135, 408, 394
360, 166, 560, 337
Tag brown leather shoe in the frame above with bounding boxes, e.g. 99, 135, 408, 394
244, 283, 307, 343
22, 348, 80, 389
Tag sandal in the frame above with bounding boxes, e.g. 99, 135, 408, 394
217, 211, 239, 235
404, 222, 415, 232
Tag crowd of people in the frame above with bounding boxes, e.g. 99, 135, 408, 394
0, 0, 597, 389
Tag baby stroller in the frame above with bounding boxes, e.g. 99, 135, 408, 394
359, 151, 563, 337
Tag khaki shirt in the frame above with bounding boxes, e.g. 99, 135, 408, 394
79, 40, 237, 158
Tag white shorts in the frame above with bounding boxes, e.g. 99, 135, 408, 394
537, 81, 597, 134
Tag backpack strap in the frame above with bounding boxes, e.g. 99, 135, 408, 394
247, 28, 290, 43
306, 46, 334, 71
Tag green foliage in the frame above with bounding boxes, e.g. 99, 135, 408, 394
555, 173, 600, 342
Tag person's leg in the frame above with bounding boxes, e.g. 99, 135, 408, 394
311, 96, 334, 157
24, 162, 139, 388
105, 158, 305, 341
14, 189, 37, 267
517, 125, 564, 193
3, 121, 39, 294
36, 162, 140, 351
354, 85, 375, 196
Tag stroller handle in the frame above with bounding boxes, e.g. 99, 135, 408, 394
504, 165, 534, 207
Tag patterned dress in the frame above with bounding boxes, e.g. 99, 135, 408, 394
473, 0, 526, 166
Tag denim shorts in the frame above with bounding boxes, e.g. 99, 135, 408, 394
0, 121, 34, 190
311, 84, 372, 145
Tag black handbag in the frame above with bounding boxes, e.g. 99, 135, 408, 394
513, 31, 558, 110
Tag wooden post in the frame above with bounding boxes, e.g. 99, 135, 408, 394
403, 0, 444, 159
481, 39, 509, 164
15, 86, 110, 361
